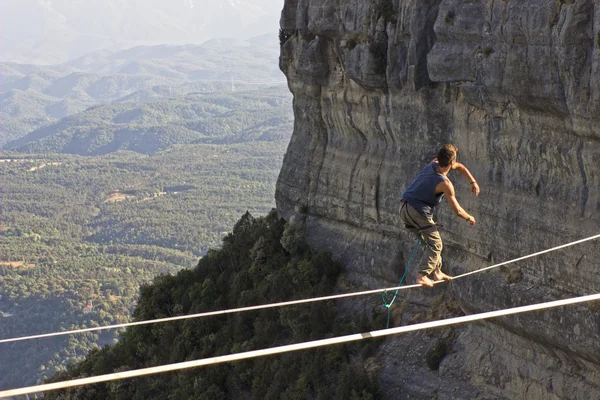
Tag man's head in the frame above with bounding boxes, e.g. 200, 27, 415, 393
437, 144, 458, 167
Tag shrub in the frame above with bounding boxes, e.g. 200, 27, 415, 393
506, 267, 522, 284
482, 47, 495, 57
444, 10, 455, 25
346, 38, 358, 51
377, 0, 396, 23
280, 215, 306, 254
587, 301, 600, 314
425, 338, 451, 370
369, 40, 388, 75
279, 29, 292, 47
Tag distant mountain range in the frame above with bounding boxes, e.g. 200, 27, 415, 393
1, 0, 284, 64
0, 37, 287, 148
5, 86, 293, 155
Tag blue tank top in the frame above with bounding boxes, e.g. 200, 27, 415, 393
402, 161, 448, 218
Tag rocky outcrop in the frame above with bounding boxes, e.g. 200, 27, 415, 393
276, 0, 600, 398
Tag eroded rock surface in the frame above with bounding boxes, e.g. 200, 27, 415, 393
277, 0, 600, 398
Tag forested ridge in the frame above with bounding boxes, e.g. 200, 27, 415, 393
0, 37, 283, 147
5, 86, 292, 155
46, 211, 382, 400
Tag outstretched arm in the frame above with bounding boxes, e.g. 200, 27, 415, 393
452, 162, 480, 196
438, 180, 476, 225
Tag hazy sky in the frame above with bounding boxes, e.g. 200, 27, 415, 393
0, 0, 285, 65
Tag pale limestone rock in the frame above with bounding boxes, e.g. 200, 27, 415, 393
277, 0, 600, 398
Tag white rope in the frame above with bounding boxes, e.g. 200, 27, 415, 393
0, 284, 419, 344
1, 293, 598, 398
1, 233, 599, 345
453, 233, 600, 279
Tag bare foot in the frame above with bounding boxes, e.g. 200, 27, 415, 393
416, 275, 434, 288
433, 271, 453, 282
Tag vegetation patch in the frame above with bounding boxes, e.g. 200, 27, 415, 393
444, 10, 455, 25
279, 29, 293, 46
425, 338, 451, 371
163, 185, 198, 192
377, 0, 397, 24
408, 293, 464, 330
46, 212, 381, 399
346, 38, 358, 51
423, 296, 459, 371
505, 267, 523, 284
482, 47, 495, 58
429, 293, 464, 321
370, 40, 388, 75
549, 13, 560, 28
588, 301, 600, 314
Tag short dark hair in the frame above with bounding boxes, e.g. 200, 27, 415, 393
437, 144, 457, 167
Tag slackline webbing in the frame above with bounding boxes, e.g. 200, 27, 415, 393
1, 233, 599, 345
1, 293, 598, 398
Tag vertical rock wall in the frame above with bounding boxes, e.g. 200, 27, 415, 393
277, 0, 600, 398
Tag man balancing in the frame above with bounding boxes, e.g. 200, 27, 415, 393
400, 144, 479, 288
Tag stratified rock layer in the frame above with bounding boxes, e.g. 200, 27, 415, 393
276, 1, 600, 398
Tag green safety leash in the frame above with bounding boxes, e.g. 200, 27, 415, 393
381, 236, 422, 328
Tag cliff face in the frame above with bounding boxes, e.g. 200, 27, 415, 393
276, 1, 600, 398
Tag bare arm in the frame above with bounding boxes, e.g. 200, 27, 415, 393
437, 180, 476, 225
452, 162, 480, 196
